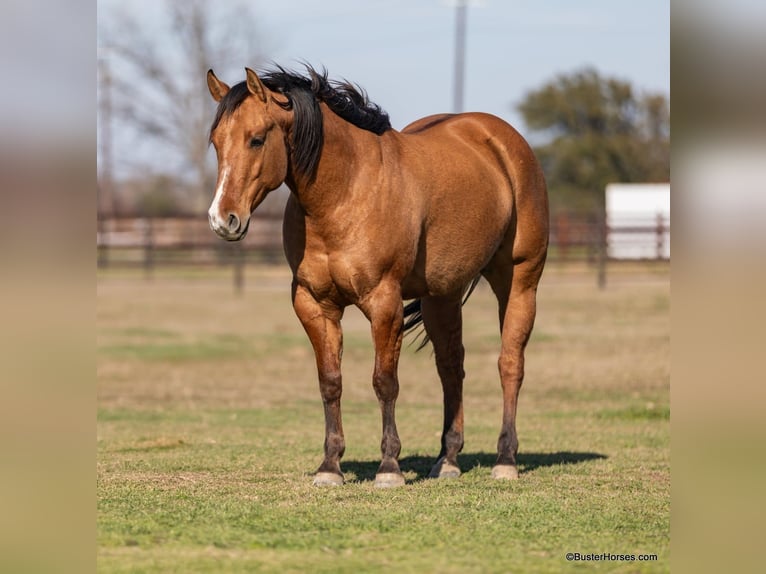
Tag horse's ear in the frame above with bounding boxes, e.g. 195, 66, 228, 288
207, 69, 230, 102
245, 67, 268, 103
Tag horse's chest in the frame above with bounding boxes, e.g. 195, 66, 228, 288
287, 206, 412, 304
294, 249, 369, 304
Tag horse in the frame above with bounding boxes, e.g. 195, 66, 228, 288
206, 65, 548, 487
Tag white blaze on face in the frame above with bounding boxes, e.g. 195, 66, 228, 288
208, 165, 230, 228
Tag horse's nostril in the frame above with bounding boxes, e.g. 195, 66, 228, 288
227, 213, 240, 233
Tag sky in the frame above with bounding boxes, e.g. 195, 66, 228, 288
98, 0, 670, 178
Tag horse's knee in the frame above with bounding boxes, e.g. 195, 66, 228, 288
372, 371, 398, 401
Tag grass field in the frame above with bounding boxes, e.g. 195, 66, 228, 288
97, 262, 670, 573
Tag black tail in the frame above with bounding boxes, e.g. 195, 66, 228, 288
401, 276, 482, 351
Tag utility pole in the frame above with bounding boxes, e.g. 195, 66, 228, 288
98, 56, 115, 269
453, 0, 468, 113
98, 56, 115, 217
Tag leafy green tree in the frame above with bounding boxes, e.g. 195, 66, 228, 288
517, 68, 669, 214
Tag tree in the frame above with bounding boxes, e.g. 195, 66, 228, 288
99, 0, 265, 212
517, 68, 669, 214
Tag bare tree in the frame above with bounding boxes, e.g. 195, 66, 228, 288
100, 0, 265, 211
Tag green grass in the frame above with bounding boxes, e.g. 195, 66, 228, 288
97, 263, 669, 572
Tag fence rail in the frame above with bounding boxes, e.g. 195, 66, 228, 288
97, 212, 669, 290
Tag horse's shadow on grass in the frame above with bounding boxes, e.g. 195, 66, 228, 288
341, 451, 607, 484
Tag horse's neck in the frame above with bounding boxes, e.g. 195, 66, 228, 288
287, 108, 380, 216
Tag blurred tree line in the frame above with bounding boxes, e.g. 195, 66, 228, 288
517, 68, 669, 215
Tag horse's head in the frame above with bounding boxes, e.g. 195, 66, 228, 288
206, 68, 289, 241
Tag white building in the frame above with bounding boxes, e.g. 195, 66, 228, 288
605, 183, 670, 260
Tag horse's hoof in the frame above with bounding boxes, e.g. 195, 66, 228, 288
428, 456, 461, 479
374, 472, 406, 488
491, 464, 519, 480
313, 472, 344, 486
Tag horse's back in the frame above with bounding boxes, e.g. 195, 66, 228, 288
403, 111, 541, 174
401, 114, 455, 135
401, 112, 545, 207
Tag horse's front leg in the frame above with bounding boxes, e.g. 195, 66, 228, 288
360, 282, 406, 488
292, 282, 345, 486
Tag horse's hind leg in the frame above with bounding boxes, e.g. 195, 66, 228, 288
482, 256, 545, 479
421, 294, 465, 479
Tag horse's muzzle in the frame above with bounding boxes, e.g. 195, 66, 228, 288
208, 211, 249, 241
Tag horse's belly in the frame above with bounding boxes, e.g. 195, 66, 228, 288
401, 216, 506, 299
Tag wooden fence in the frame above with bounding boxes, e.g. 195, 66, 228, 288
97, 212, 669, 290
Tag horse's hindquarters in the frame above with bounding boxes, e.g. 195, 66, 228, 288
398, 112, 548, 298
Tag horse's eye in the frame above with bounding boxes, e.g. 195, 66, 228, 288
249, 136, 265, 149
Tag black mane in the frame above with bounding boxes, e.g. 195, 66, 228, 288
209, 65, 391, 178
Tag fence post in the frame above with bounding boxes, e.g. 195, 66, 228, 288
656, 212, 665, 260
97, 215, 109, 269
143, 217, 154, 280
558, 214, 569, 263
233, 243, 244, 294
597, 215, 607, 290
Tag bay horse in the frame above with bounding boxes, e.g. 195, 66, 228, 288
206, 66, 548, 487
